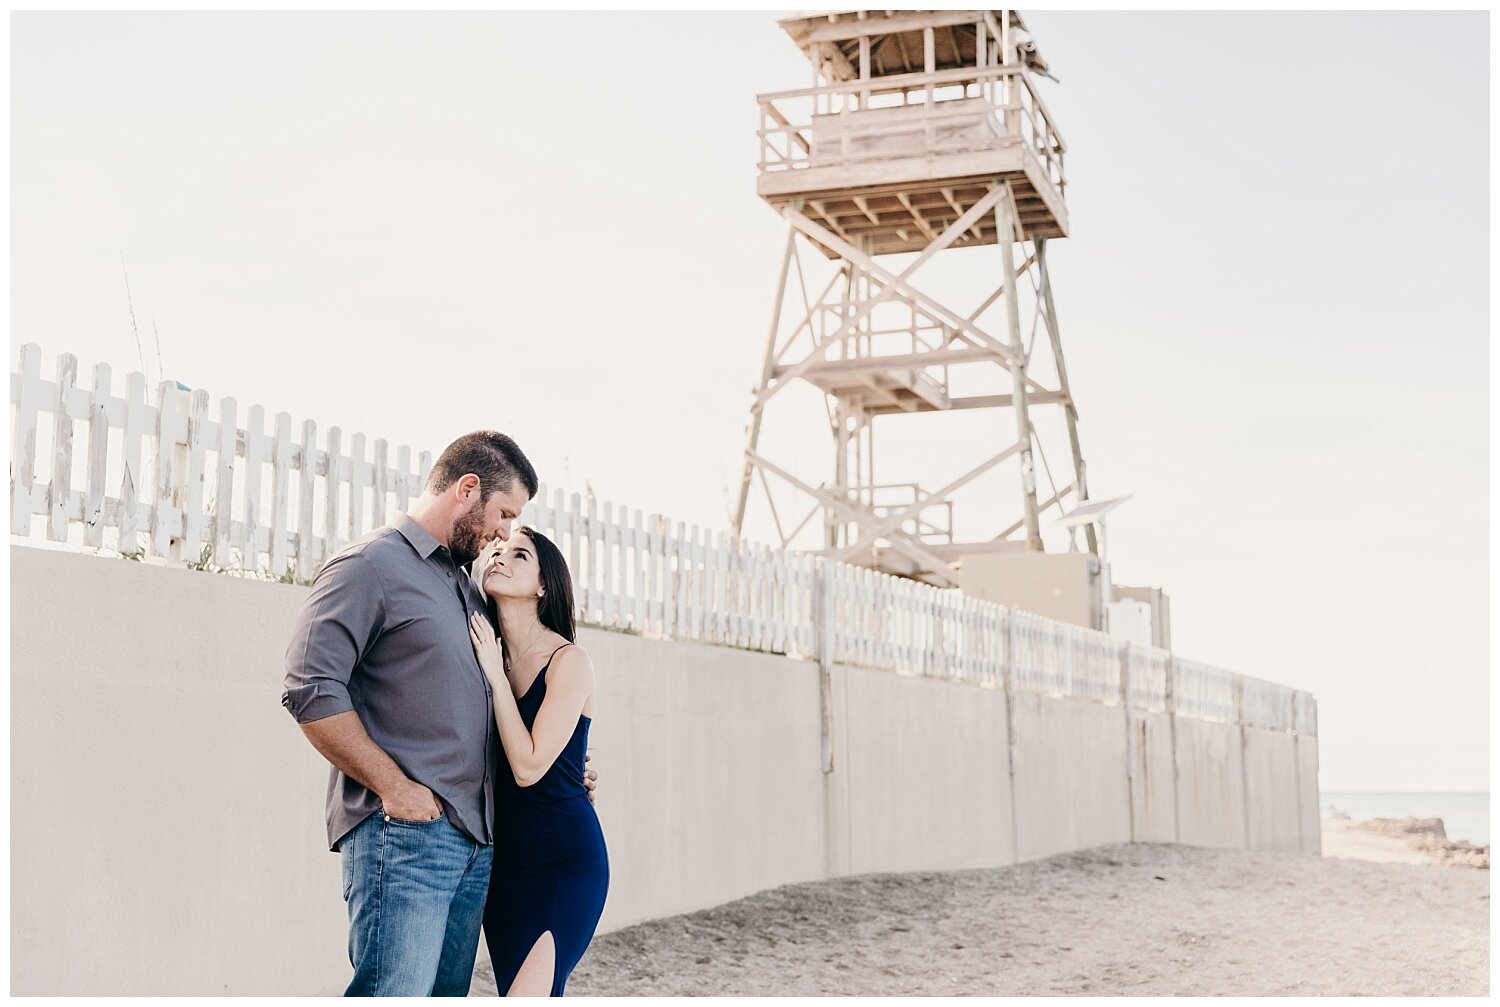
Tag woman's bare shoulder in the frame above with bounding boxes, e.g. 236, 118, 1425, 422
550, 641, 595, 682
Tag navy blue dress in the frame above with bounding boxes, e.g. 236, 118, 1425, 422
484, 644, 609, 997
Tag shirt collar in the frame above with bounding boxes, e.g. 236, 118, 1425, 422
395, 513, 446, 560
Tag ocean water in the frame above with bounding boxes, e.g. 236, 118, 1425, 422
1321, 792, 1489, 846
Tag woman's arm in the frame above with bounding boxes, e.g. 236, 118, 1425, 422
469, 613, 594, 787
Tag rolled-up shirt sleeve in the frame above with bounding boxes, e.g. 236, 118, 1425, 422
281, 551, 386, 724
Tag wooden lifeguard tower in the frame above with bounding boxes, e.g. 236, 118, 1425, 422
733, 9, 1102, 592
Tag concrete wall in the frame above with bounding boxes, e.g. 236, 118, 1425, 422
1127, 711, 1178, 843
1009, 693, 1133, 861
11, 548, 345, 996
10, 546, 1318, 995
838, 665, 1014, 875
1295, 732, 1323, 855
583, 630, 828, 931
1173, 716, 1250, 849
1243, 728, 1303, 852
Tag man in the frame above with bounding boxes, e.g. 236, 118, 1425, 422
282, 430, 587, 996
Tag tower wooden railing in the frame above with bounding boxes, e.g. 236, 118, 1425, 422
757, 63, 1066, 196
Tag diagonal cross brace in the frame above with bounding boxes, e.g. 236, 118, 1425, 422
831, 440, 1026, 563
752, 185, 1009, 414
994, 481, 1075, 542
782, 202, 1046, 394
746, 448, 962, 587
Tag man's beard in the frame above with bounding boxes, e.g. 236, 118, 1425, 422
449, 496, 488, 568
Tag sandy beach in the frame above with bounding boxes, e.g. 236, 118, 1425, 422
472, 822, 1488, 997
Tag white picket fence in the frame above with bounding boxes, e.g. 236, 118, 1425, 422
9, 344, 1316, 734
9, 343, 433, 581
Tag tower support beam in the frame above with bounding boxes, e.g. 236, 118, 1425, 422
1036, 237, 1098, 555
994, 183, 1044, 551
733, 220, 799, 536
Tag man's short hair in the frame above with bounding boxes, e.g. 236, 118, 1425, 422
426, 431, 538, 502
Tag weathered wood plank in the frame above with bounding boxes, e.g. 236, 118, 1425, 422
754, 543, 769, 652
372, 438, 389, 530
296, 419, 318, 581
665, 517, 678, 637
117, 370, 149, 553
46, 354, 78, 542
241, 405, 266, 567
270, 412, 293, 576
697, 527, 710, 643
149, 381, 182, 559
730, 535, 746, 648
417, 450, 433, 492
746, 542, 759, 651
527, 481, 548, 537
583, 494, 599, 623
323, 426, 343, 562
601, 500, 616, 629
212, 397, 237, 564
182, 388, 211, 560
806, 552, 819, 657
10, 344, 42, 535
568, 491, 582, 611
83, 362, 111, 548
673, 520, 688, 639
632, 509, 646, 632
347, 433, 367, 542
395, 444, 412, 514
647, 514, 664, 635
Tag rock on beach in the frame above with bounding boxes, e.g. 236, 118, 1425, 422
1321, 812, 1488, 869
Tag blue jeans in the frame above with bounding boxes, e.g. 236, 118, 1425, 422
339, 808, 494, 997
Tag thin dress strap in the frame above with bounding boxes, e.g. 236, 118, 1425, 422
543, 642, 574, 669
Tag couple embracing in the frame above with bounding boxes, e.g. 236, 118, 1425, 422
281, 431, 608, 996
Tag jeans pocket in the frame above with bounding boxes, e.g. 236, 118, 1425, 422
383, 809, 445, 827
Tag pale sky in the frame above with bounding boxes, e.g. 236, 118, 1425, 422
10, 11, 1489, 792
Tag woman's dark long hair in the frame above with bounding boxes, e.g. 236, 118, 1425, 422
518, 526, 575, 643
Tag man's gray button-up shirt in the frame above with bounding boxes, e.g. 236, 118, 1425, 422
281, 514, 497, 851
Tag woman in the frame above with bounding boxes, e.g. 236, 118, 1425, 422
468, 527, 608, 997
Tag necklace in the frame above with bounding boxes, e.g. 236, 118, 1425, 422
503, 626, 553, 674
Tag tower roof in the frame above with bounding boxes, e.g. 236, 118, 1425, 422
778, 10, 1036, 81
